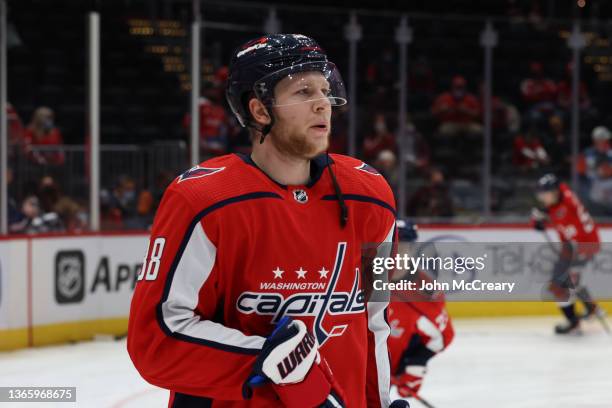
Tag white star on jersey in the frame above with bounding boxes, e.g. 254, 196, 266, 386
272, 267, 284, 279
295, 267, 307, 279
318, 268, 329, 279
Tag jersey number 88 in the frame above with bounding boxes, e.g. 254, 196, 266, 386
138, 237, 166, 281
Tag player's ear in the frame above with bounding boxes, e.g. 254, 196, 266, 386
248, 98, 272, 127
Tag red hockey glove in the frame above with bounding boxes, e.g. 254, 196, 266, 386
274, 355, 346, 408
390, 365, 426, 398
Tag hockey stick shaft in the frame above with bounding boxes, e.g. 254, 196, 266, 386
594, 311, 611, 334
414, 395, 437, 408
401, 387, 437, 408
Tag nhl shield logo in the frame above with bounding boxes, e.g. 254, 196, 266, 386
293, 189, 308, 204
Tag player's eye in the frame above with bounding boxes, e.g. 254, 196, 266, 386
296, 87, 311, 96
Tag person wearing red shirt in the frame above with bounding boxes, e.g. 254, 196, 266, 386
23, 106, 65, 166
520, 61, 557, 115
512, 126, 549, 170
431, 75, 482, 138
7, 102, 25, 159
557, 62, 591, 113
531, 174, 603, 334
183, 93, 230, 158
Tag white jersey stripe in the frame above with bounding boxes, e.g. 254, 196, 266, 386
162, 221, 265, 350
366, 222, 394, 407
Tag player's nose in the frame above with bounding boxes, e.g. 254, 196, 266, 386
312, 95, 331, 112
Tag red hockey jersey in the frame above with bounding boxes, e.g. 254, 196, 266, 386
387, 301, 454, 377
546, 183, 600, 256
127, 153, 396, 407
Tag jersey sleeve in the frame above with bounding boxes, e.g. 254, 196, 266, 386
127, 185, 265, 400
365, 216, 396, 408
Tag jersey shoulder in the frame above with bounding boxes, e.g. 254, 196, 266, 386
329, 154, 396, 210
558, 183, 579, 207
164, 154, 267, 211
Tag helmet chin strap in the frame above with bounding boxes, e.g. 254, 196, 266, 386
260, 115, 275, 144
326, 152, 348, 228
245, 105, 275, 144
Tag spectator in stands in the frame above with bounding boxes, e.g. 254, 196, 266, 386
520, 61, 557, 116
478, 83, 521, 135
374, 149, 398, 194
10, 195, 63, 234
7, 102, 25, 160
431, 75, 482, 138
405, 118, 432, 176
362, 113, 397, 163
545, 115, 571, 175
408, 56, 436, 112
106, 175, 152, 230
512, 124, 550, 170
54, 197, 87, 233
38, 175, 60, 214
183, 79, 230, 159
7, 167, 23, 228
24, 106, 65, 166
407, 168, 454, 217
557, 62, 592, 114
578, 126, 612, 209
37, 176, 86, 232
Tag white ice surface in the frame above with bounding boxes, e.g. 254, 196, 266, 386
0, 316, 611, 408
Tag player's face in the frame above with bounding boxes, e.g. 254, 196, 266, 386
269, 71, 332, 159
536, 191, 558, 207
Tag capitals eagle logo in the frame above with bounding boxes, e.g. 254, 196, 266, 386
178, 166, 225, 183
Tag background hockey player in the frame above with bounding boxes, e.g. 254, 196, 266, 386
127, 34, 408, 407
531, 173, 603, 334
387, 220, 455, 402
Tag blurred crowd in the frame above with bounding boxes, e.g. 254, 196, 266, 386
6, 0, 612, 234
7, 54, 612, 234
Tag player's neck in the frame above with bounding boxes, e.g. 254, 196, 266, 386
251, 143, 310, 186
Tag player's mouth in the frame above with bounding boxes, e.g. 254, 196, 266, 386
310, 123, 329, 134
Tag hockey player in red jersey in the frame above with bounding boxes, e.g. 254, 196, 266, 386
127, 34, 409, 408
531, 174, 604, 334
387, 220, 454, 402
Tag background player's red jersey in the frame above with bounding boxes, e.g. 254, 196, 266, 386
127, 153, 396, 407
387, 301, 454, 379
546, 183, 600, 256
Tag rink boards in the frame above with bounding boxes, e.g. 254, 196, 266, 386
1, 227, 611, 351
0, 233, 146, 350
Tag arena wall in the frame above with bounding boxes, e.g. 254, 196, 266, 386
1, 227, 610, 351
